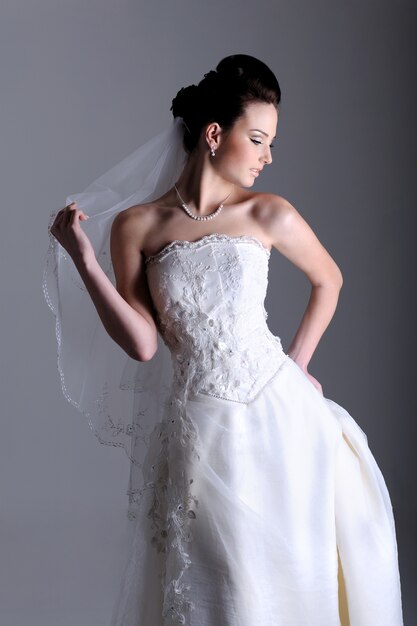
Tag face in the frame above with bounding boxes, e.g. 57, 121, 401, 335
210, 101, 278, 188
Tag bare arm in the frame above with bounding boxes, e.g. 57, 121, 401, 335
263, 195, 343, 384
49, 202, 158, 361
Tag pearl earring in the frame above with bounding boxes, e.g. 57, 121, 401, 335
210, 146, 216, 157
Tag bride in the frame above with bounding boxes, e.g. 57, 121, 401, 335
46, 54, 403, 625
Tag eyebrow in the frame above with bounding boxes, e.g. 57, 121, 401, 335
249, 128, 277, 139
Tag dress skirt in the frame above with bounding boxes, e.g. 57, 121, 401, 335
110, 357, 403, 626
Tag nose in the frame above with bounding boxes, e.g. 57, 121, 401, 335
261, 145, 273, 165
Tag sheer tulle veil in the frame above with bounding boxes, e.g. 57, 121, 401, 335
43, 118, 187, 518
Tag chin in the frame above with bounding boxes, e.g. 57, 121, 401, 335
228, 172, 256, 189
234, 173, 255, 188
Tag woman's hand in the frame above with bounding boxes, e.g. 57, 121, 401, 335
303, 369, 323, 396
49, 202, 94, 262
289, 354, 324, 396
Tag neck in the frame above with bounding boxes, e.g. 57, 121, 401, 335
175, 150, 235, 216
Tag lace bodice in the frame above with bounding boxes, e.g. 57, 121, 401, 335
145, 233, 287, 404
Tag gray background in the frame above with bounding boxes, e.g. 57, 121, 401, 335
1, 0, 415, 624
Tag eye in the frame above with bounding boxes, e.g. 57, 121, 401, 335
251, 138, 275, 148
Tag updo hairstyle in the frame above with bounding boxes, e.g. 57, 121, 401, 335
170, 54, 281, 154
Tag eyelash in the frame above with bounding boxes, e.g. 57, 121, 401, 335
251, 139, 275, 148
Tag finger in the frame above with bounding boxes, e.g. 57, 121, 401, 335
54, 208, 65, 220
50, 210, 65, 232
57, 204, 74, 218
58, 202, 76, 221
73, 208, 90, 221
68, 208, 85, 226
64, 203, 80, 221
50, 203, 80, 232
64, 209, 74, 225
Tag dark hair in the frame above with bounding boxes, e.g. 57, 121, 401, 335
170, 54, 281, 154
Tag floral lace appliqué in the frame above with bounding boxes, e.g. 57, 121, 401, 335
140, 237, 287, 624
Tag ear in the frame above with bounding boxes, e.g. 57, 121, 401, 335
205, 122, 223, 150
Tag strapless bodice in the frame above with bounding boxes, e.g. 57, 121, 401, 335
145, 234, 287, 404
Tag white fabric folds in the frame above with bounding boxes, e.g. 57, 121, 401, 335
42, 118, 187, 517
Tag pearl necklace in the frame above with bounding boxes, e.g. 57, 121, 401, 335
174, 183, 233, 221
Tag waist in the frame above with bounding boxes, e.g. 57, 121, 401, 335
171, 328, 287, 404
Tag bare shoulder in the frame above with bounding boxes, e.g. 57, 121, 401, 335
111, 201, 161, 250
251, 192, 301, 247
251, 192, 342, 286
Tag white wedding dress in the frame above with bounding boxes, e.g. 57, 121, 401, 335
107, 233, 404, 626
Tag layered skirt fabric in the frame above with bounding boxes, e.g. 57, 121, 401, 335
110, 358, 403, 626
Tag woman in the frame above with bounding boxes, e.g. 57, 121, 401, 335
46, 55, 403, 625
